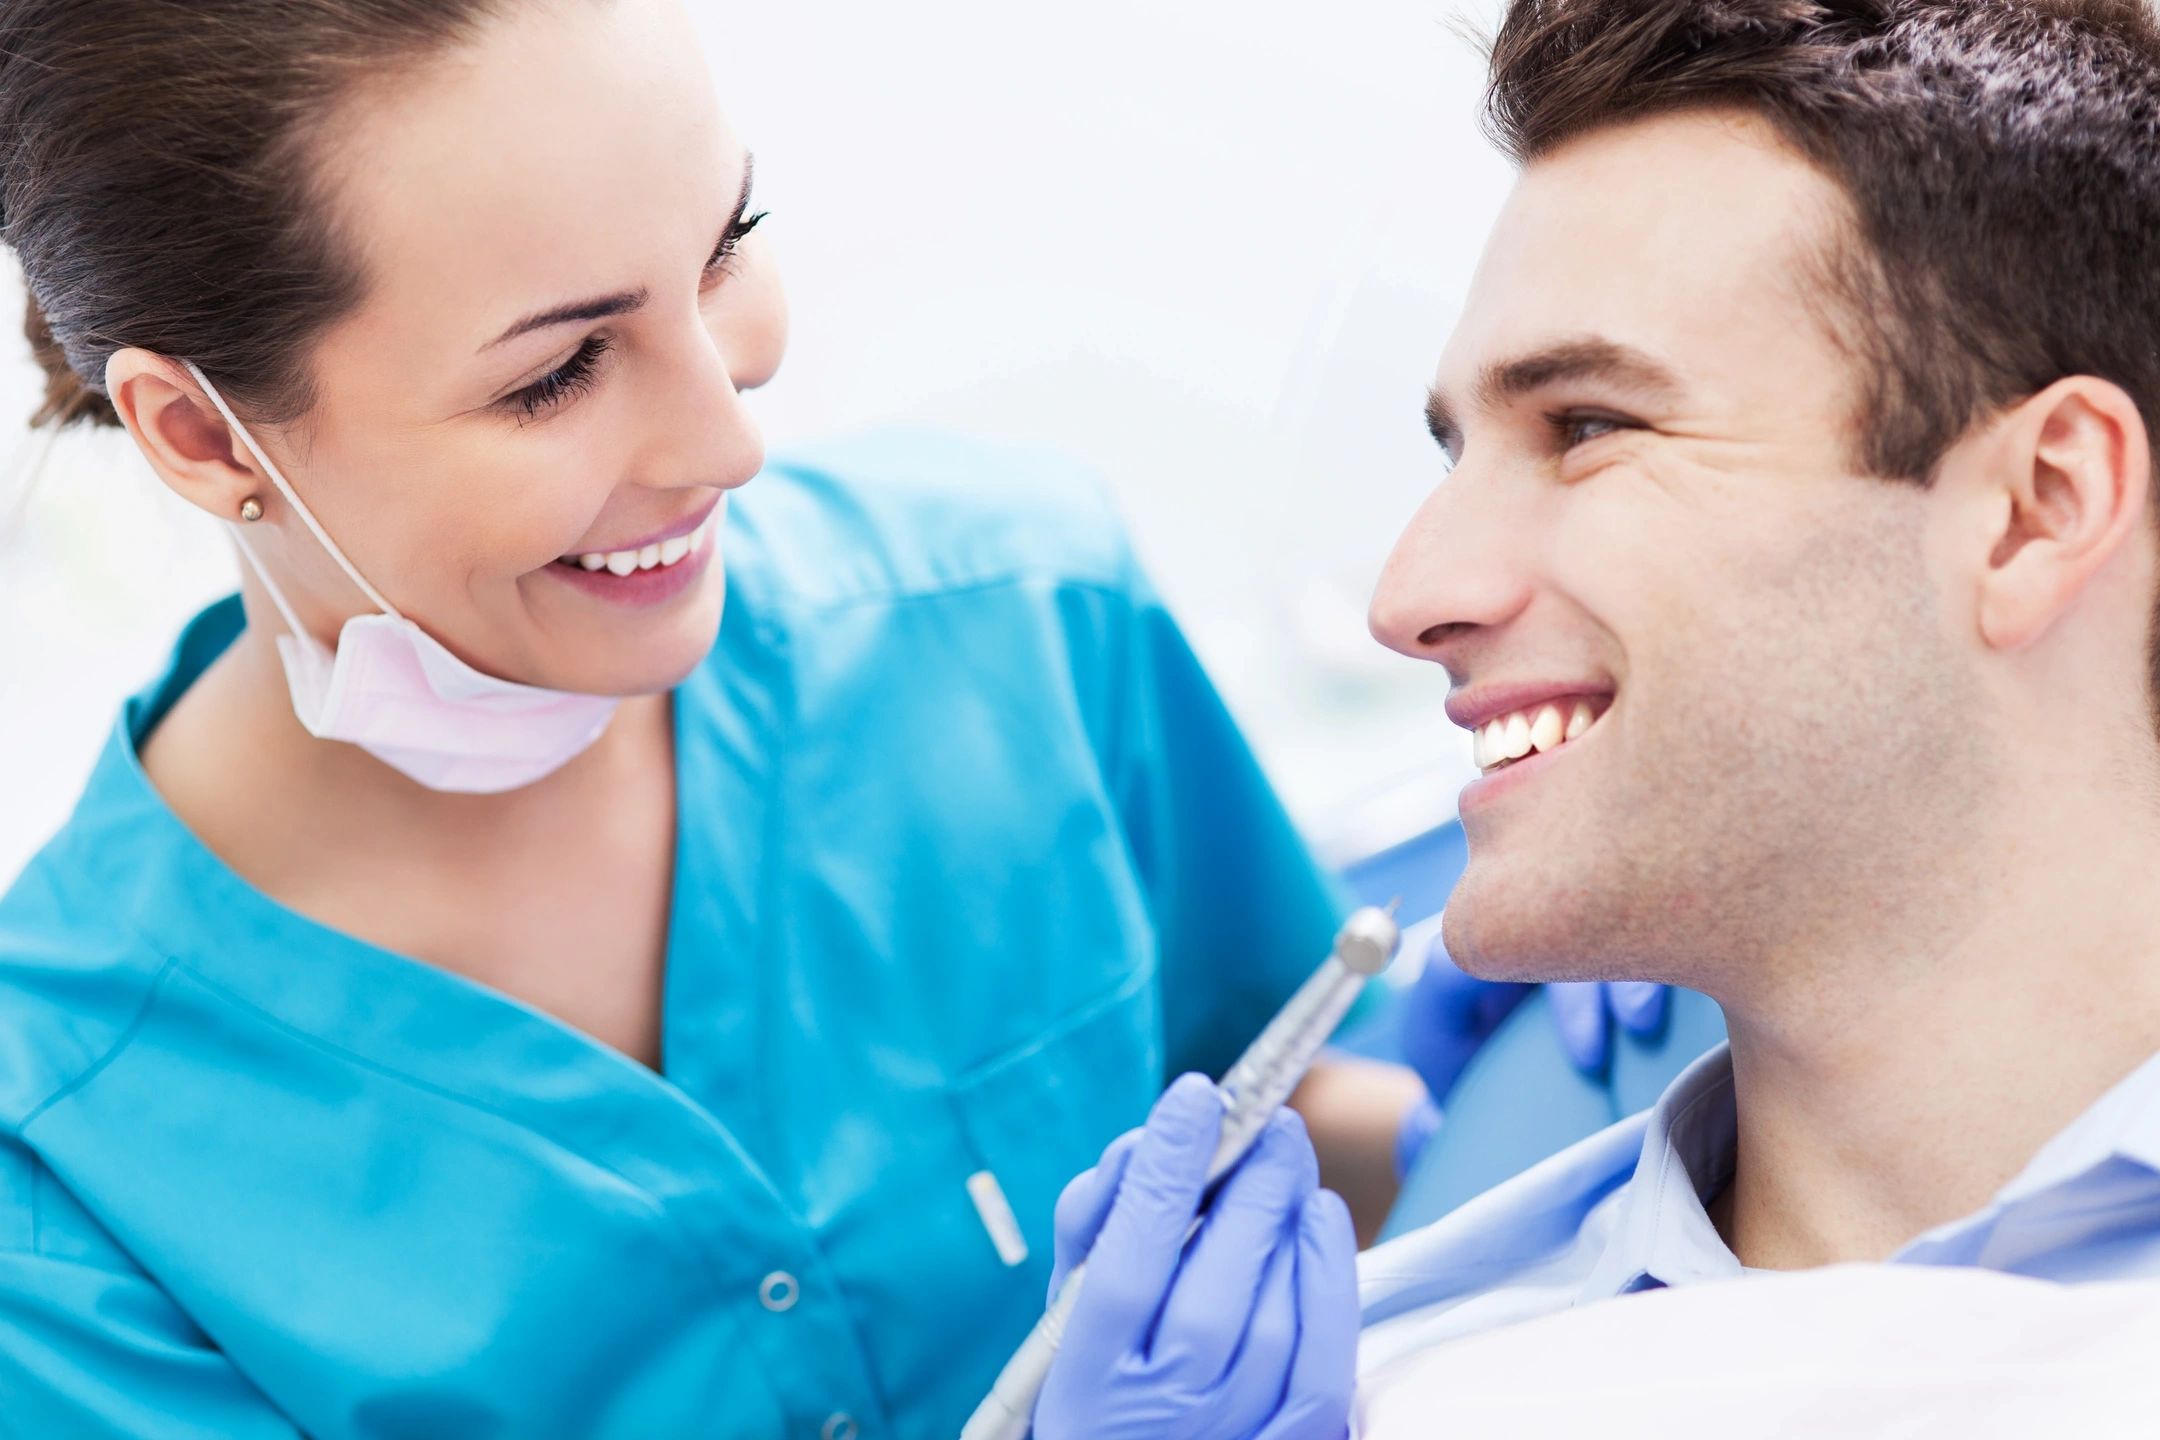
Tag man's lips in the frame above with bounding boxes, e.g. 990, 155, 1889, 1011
1468, 693, 1613, 775
1446, 680, 1616, 733
1458, 693, 1615, 815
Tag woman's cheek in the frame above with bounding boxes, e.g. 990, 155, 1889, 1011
496, 454, 622, 578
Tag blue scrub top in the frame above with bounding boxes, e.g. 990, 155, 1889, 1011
0, 431, 1349, 1440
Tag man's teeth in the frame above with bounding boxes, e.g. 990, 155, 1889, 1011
1529, 705, 1563, 754
1501, 712, 1531, 760
566, 513, 714, 576
1473, 699, 1602, 772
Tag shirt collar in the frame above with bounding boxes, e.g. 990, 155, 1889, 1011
1893, 1044, 2160, 1264
1577, 1044, 1744, 1299
1995, 1047, 2160, 1200
1574, 1039, 2160, 1293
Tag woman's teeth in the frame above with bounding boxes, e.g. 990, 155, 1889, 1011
563, 513, 714, 576
1473, 699, 1602, 774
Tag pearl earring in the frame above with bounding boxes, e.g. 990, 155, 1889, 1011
239, 497, 263, 523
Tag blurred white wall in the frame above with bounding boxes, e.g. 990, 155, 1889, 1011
0, 0, 1512, 885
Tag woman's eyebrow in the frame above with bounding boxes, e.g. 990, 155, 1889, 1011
480, 155, 757, 353
483, 287, 650, 351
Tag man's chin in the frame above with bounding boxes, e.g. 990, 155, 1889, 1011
1439, 869, 1606, 985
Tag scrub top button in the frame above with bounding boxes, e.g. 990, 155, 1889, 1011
759, 1271, 799, 1312
821, 1414, 858, 1440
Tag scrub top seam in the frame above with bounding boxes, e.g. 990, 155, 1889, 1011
729, 637, 901, 1436
945, 955, 1159, 1090
150, 957, 741, 1291
754, 568, 1133, 617
1101, 549, 1148, 841
0, 1243, 201, 1283
0, 1260, 312, 1435
15, 957, 178, 1137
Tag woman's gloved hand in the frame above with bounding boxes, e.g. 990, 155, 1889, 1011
1546, 978, 1668, 1075
1403, 932, 1671, 1100
1035, 1074, 1358, 1440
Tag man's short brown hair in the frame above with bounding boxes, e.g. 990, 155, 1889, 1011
1485, 0, 2160, 700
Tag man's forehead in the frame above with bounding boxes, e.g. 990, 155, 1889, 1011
1435, 108, 1849, 408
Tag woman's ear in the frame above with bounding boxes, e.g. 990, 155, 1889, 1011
1973, 376, 2153, 654
103, 348, 266, 523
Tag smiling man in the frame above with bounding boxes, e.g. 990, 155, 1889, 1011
1005, 0, 2160, 1431
1349, 0, 2160, 1398
1005, 3, 2160, 1433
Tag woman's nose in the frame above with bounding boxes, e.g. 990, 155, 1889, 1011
642, 320, 766, 493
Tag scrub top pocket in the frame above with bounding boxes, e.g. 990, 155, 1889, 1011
946, 969, 1162, 1294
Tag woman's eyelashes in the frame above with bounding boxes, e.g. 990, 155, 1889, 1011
497, 208, 771, 422
503, 334, 612, 423
702, 208, 767, 285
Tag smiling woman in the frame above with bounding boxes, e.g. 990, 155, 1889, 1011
0, 1, 1408, 1436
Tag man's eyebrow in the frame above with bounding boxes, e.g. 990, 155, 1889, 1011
1425, 337, 1684, 451
1474, 337, 1681, 412
480, 155, 757, 353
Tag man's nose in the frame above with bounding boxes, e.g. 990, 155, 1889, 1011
1367, 469, 1535, 666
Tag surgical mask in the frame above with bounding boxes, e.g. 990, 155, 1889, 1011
183, 361, 619, 794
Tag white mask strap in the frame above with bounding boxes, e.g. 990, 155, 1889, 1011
226, 524, 316, 646
182, 360, 404, 621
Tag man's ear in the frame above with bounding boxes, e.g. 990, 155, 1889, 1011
1973, 376, 2152, 654
103, 348, 267, 523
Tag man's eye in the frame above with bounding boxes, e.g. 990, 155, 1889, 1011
1550, 412, 1629, 449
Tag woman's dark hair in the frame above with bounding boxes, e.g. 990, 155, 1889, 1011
0, 0, 513, 430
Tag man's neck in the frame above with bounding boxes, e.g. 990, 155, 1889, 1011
1713, 820, 2160, 1271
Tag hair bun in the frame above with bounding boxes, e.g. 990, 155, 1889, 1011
24, 290, 121, 430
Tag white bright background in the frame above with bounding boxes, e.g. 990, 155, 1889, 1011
0, 0, 1513, 886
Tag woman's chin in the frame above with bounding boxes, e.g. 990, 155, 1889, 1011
525, 571, 729, 696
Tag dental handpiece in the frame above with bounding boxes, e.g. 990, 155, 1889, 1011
958, 905, 1402, 1440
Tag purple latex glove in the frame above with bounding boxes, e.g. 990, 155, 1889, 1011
1545, 979, 1669, 1074
1402, 933, 1671, 1100
1037, 1075, 1357, 1440
1399, 937, 1534, 1104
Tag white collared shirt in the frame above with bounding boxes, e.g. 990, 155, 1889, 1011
1358, 1042, 2160, 1382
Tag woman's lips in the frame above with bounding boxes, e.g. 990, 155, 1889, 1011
544, 508, 722, 609
558, 497, 725, 572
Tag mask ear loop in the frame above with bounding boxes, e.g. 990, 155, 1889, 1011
225, 521, 318, 652
181, 360, 404, 622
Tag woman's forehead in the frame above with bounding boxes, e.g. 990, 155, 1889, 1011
312, 0, 731, 358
